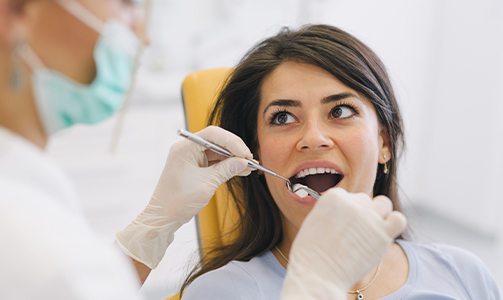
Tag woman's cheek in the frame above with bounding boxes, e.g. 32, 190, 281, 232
259, 135, 293, 198
344, 130, 380, 193
259, 136, 290, 166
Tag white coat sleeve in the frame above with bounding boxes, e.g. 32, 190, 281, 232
0, 183, 144, 300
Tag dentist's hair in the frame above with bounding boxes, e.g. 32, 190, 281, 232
181, 24, 405, 293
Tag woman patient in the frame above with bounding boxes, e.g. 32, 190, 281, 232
180, 25, 501, 299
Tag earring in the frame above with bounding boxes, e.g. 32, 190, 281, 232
383, 154, 389, 175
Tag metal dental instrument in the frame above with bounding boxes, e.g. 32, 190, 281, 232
177, 129, 320, 200
291, 183, 320, 200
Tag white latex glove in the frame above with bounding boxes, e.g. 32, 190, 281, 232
281, 188, 407, 300
116, 126, 253, 269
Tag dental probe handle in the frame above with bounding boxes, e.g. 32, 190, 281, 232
177, 129, 288, 181
178, 129, 233, 158
248, 162, 290, 181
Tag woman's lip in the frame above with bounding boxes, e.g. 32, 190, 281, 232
289, 160, 343, 177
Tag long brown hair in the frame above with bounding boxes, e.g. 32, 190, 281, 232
181, 24, 405, 294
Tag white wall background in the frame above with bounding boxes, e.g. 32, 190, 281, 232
48, 0, 503, 298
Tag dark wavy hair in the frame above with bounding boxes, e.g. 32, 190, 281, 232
181, 24, 405, 294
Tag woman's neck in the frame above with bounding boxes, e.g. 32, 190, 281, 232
274, 218, 297, 266
273, 219, 406, 299
0, 47, 47, 148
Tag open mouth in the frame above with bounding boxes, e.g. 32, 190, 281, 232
289, 167, 344, 194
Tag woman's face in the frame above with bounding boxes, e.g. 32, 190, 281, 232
257, 61, 390, 231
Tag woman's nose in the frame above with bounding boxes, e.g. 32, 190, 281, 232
296, 121, 335, 151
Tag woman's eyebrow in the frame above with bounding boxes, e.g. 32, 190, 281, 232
321, 92, 358, 104
262, 99, 301, 116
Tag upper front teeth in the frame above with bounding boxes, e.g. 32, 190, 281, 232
295, 167, 339, 179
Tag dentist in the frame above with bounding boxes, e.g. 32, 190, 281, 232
0, 0, 406, 299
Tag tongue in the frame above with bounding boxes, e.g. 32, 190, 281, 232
304, 173, 336, 193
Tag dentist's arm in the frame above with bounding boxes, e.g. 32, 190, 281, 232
116, 126, 252, 282
281, 188, 406, 300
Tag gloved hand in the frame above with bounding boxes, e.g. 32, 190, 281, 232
281, 188, 407, 300
116, 126, 253, 269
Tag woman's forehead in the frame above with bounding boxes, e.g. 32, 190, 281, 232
259, 61, 361, 107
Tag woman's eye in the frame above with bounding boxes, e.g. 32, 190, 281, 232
271, 111, 295, 125
330, 105, 356, 119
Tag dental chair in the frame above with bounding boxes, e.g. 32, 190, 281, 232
167, 68, 237, 300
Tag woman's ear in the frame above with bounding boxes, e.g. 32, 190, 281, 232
378, 129, 391, 164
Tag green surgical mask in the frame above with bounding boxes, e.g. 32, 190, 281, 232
20, 0, 141, 135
